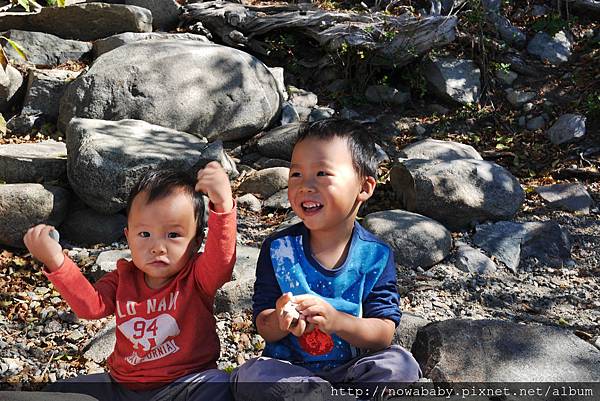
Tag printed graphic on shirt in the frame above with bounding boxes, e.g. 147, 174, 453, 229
118, 314, 181, 365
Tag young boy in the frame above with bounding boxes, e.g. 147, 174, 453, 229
231, 119, 420, 400
23, 162, 236, 401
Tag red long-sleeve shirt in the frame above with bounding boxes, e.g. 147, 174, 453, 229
46, 206, 236, 389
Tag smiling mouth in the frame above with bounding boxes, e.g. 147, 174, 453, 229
301, 201, 323, 213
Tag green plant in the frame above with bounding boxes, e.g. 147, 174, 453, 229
584, 92, 600, 118
532, 14, 570, 36
13, 0, 64, 10
492, 62, 511, 74
400, 65, 427, 98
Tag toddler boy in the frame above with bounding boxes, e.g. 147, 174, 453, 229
24, 162, 236, 401
231, 119, 420, 400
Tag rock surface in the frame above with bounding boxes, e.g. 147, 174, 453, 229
423, 57, 481, 104
535, 183, 593, 214
546, 114, 586, 145
59, 41, 281, 141
399, 139, 482, 161
1, 30, 92, 66
0, 140, 67, 184
238, 167, 289, 199
93, 32, 210, 58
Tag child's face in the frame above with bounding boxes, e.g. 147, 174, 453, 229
124, 189, 199, 289
288, 136, 373, 236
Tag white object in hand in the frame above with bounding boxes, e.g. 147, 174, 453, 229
49, 229, 60, 243
283, 300, 300, 325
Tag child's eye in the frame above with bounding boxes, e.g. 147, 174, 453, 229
168, 232, 181, 238
290, 171, 301, 178
317, 171, 327, 176
139, 232, 150, 238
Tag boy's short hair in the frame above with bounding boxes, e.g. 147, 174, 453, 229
297, 118, 378, 179
126, 169, 205, 236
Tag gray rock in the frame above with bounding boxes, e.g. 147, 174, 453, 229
231, 245, 260, 281
340, 107, 359, 120
518, 116, 526, 127
423, 57, 480, 104
522, 102, 534, 112
280, 102, 300, 125
0, 64, 23, 113
527, 31, 573, 65
0, 184, 70, 248
363, 210, 452, 269
526, 116, 546, 130
237, 193, 262, 212
267, 67, 287, 101
495, 69, 518, 86
394, 312, 430, 351
487, 13, 526, 48
263, 188, 290, 210
0, 140, 67, 184
215, 277, 254, 314
60, 208, 127, 247
66, 118, 223, 214
256, 123, 301, 161
532, 4, 549, 17
547, 113, 586, 145
1, 30, 92, 66
399, 139, 482, 161
308, 106, 335, 122
238, 167, 289, 198
59, 41, 281, 141
365, 85, 410, 105
0, 3, 152, 41
412, 319, 600, 381
535, 183, 593, 214
481, 0, 500, 12
390, 159, 525, 231
103, 0, 181, 31
288, 86, 318, 109
6, 114, 44, 135
295, 106, 312, 122
505, 88, 536, 107
252, 157, 290, 170
22, 69, 81, 121
93, 32, 210, 58
454, 242, 497, 275
92, 250, 131, 280
473, 220, 572, 272
83, 318, 116, 364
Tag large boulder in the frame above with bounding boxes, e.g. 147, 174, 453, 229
422, 57, 481, 104
60, 207, 127, 247
527, 31, 573, 65
0, 140, 67, 184
59, 40, 281, 141
535, 183, 593, 214
101, 0, 181, 31
412, 319, 600, 381
0, 3, 152, 41
363, 210, 452, 269
546, 113, 586, 145
93, 32, 210, 58
390, 158, 525, 231
66, 118, 232, 214
20, 69, 81, 123
1, 30, 92, 66
238, 167, 289, 198
399, 139, 482, 161
0, 184, 70, 248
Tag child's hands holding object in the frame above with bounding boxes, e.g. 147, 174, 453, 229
276, 292, 307, 337
23, 226, 64, 272
195, 161, 233, 213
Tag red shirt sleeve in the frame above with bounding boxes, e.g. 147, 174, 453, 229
194, 201, 237, 298
45, 256, 118, 319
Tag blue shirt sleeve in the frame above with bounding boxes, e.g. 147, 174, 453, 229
362, 249, 402, 327
252, 238, 283, 323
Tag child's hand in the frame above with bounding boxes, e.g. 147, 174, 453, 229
276, 292, 307, 337
294, 294, 341, 335
195, 161, 233, 213
23, 224, 65, 272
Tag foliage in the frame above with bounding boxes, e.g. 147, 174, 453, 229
584, 92, 600, 119
13, 0, 64, 11
531, 14, 571, 36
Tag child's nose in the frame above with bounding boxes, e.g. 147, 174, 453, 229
150, 241, 166, 255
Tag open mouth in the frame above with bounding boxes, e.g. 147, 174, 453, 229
301, 201, 323, 213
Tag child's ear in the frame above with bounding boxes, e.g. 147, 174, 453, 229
358, 176, 376, 202
124, 227, 129, 242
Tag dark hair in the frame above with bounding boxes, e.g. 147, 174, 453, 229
126, 169, 205, 236
296, 118, 378, 179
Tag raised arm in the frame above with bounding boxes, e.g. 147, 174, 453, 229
193, 161, 236, 295
24, 224, 116, 319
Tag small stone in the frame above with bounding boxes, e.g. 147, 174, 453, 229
67, 329, 84, 342
522, 102, 534, 112
527, 116, 546, 130
43, 319, 62, 334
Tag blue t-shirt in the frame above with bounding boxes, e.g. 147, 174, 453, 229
252, 221, 401, 372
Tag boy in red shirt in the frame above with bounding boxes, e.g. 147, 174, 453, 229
23, 162, 236, 401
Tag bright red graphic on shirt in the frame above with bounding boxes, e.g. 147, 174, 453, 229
299, 327, 334, 355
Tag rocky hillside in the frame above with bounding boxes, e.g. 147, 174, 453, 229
0, 0, 598, 392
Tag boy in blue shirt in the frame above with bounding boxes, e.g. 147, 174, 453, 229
231, 119, 420, 400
